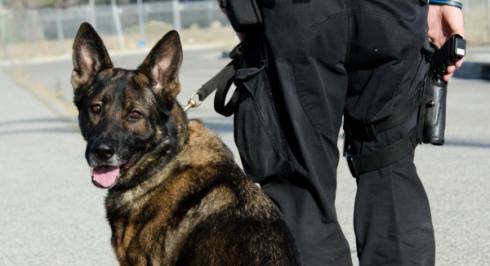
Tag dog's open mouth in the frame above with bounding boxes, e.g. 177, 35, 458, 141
91, 166, 120, 188
90, 156, 135, 188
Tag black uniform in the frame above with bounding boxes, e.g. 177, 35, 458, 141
232, 0, 435, 265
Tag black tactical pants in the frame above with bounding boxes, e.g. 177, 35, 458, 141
233, 0, 436, 265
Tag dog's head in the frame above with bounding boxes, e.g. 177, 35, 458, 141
72, 22, 187, 189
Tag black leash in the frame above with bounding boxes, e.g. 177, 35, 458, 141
182, 45, 241, 116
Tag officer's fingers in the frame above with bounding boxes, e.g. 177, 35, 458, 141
443, 72, 454, 82
447, 58, 465, 80
443, 57, 465, 82
448, 64, 456, 73
454, 58, 464, 70
443, 65, 457, 82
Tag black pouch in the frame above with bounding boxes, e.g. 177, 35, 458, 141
231, 33, 293, 183
219, 0, 262, 33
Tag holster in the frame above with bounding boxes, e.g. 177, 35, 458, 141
342, 39, 455, 178
422, 61, 448, 146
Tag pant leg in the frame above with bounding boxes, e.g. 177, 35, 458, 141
259, 1, 354, 265
344, 1, 436, 265
249, 1, 434, 266
354, 151, 436, 266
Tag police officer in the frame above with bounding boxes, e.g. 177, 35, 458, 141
219, 0, 464, 265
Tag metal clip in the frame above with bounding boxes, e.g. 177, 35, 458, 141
182, 91, 202, 112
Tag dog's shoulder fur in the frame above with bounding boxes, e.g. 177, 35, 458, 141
107, 119, 294, 265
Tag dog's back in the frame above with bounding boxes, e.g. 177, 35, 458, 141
107, 120, 301, 265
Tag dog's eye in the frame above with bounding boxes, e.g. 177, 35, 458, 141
92, 104, 102, 113
130, 111, 142, 120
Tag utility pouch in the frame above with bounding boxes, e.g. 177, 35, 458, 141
198, 32, 292, 182
219, 0, 262, 33
231, 33, 293, 183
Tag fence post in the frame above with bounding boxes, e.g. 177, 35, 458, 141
137, 0, 144, 34
172, 0, 181, 32
56, 7, 65, 53
29, 10, 39, 56
207, 1, 213, 27
487, 0, 490, 41
111, 0, 125, 49
0, 0, 7, 59
89, 0, 96, 29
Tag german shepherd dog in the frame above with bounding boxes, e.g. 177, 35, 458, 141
71, 22, 301, 266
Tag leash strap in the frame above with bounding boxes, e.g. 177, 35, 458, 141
183, 45, 241, 116
197, 58, 236, 102
211, 61, 238, 117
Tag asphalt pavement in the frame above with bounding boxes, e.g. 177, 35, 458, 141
0, 46, 489, 265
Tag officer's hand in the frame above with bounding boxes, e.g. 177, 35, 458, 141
428, 4, 464, 81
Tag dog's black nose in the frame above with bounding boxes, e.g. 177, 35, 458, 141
92, 142, 116, 160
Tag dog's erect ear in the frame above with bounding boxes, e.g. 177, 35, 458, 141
71, 22, 113, 94
137, 30, 183, 101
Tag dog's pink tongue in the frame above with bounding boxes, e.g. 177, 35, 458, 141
92, 166, 120, 188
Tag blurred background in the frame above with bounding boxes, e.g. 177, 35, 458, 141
0, 1, 489, 265
0, 0, 239, 60
0, 0, 488, 60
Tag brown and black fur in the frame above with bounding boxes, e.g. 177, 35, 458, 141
71, 22, 302, 266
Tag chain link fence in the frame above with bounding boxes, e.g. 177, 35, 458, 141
0, 0, 235, 60
0, 0, 488, 60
